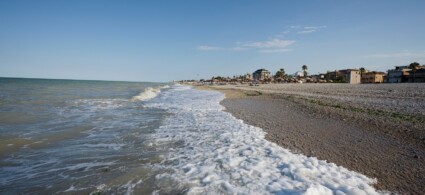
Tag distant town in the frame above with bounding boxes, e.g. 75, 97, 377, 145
180, 62, 425, 85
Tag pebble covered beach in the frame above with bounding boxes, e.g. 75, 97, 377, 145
204, 83, 425, 194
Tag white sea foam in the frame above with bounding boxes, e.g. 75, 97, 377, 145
160, 85, 170, 89
69, 99, 129, 112
145, 84, 386, 194
82, 143, 125, 150
46, 161, 116, 173
131, 86, 165, 101
62, 185, 89, 192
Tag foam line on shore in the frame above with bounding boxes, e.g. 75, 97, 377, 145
144, 84, 386, 194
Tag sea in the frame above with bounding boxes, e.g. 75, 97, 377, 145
0, 78, 382, 194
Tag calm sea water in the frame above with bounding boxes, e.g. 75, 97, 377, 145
0, 78, 381, 194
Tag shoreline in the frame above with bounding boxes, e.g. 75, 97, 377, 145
196, 83, 425, 194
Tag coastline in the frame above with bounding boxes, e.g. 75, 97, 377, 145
196, 83, 425, 194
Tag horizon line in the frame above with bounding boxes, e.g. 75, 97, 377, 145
0, 76, 169, 83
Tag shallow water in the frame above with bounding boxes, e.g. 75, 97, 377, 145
0, 78, 383, 194
0, 78, 169, 194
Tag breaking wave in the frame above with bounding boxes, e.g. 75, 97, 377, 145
131, 85, 169, 101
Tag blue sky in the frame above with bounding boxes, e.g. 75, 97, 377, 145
1, 0, 424, 82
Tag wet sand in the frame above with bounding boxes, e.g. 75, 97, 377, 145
198, 83, 425, 194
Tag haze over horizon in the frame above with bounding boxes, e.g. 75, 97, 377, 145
1, 0, 424, 82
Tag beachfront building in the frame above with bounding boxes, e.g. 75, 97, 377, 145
361, 71, 386, 83
253, 69, 271, 81
324, 71, 338, 82
408, 68, 425, 83
387, 66, 410, 83
293, 71, 304, 78
342, 69, 361, 84
325, 69, 361, 84
386, 65, 425, 83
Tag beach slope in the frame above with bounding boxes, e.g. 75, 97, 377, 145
200, 83, 425, 194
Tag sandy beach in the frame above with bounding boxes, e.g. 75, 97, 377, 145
199, 83, 425, 194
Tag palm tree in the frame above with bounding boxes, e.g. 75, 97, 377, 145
409, 62, 420, 82
302, 65, 308, 78
359, 67, 366, 83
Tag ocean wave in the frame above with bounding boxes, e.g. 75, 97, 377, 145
160, 85, 170, 89
132, 87, 161, 101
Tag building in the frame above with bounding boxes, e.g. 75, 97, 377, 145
293, 71, 304, 78
408, 68, 425, 83
253, 69, 271, 81
345, 69, 361, 84
325, 69, 361, 84
361, 71, 386, 83
324, 71, 338, 81
387, 66, 410, 83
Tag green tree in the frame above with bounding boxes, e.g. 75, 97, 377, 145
302, 65, 308, 78
359, 67, 366, 74
409, 62, 420, 82
274, 68, 286, 80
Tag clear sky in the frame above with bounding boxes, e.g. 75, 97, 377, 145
1, 0, 424, 82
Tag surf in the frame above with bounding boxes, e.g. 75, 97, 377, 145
144, 84, 385, 194
131, 85, 169, 101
